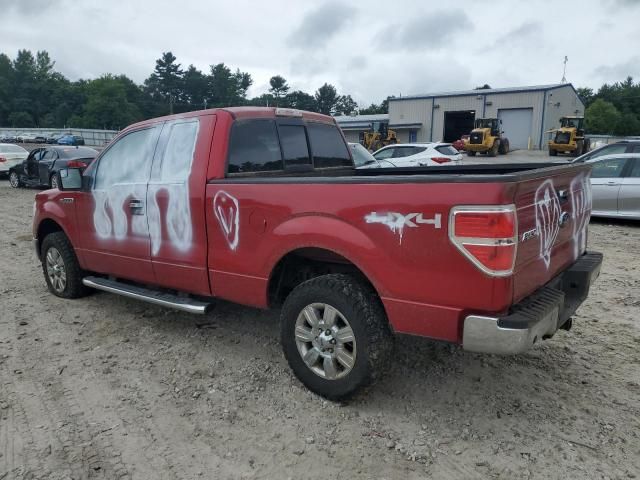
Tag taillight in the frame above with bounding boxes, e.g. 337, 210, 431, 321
0, 156, 6, 163
449, 205, 517, 276
431, 157, 451, 164
67, 160, 88, 169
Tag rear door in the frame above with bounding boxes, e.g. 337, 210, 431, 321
619, 157, 640, 217
38, 149, 57, 185
512, 164, 594, 303
147, 114, 215, 296
589, 157, 628, 215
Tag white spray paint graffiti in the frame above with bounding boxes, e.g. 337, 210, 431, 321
533, 174, 592, 269
570, 172, 592, 260
213, 191, 240, 251
365, 212, 441, 245
534, 179, 561, 269
92, 121, 199, 255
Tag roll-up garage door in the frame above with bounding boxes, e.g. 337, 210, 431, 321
498, 108, 533, 150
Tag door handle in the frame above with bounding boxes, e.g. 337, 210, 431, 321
129, 199, 144, 215
606, 181, 619, 186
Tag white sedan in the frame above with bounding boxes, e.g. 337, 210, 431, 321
372, 142, 463, 167
0, 143, 29, 174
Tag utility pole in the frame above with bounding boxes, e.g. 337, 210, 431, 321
561, 56, 568, 83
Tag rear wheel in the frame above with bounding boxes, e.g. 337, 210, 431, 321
549, 148, 558, 156
41, 232, 89, 299
582, 138, 590, 155
50, 173, 59, 189
467, 150, 476, 156
280, 274, 393, 400
9, 171, 22, 188
498, 138, 509, 154
574, 140, 584, 157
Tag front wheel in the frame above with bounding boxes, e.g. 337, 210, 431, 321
9, 171, 22, 188
41, 232, 89, 299
280, 274, 393, 400
467, 150, 476, 156
549, 148, 558, 156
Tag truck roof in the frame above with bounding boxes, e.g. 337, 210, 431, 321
122, 107, 336, 133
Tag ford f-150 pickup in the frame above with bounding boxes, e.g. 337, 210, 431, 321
33, 107, 603, 399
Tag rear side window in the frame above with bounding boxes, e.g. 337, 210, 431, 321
307, 123, 351, 168
392, 146, 425, 158
589, 144, 628, 160
628, 158, 640, 177
590, 158, 627, 178
279, 125, 310, 168
436, 145, 458, 155
159, 120, 199, 182
228, 120, 283, 173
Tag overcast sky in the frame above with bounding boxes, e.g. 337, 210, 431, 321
1, 0, 639, 105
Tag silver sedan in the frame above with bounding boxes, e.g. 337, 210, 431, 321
587, 153, 640, 220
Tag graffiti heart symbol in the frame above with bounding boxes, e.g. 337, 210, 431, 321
535, 179, 561, 269
213, 191, 239, 251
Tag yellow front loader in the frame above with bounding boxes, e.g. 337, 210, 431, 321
463, 118, 509, 157
548, 116, 590, 156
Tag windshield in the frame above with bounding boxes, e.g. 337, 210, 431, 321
474, 118, 497, 129
561, 117, 583, 129
349, 143, 377, 167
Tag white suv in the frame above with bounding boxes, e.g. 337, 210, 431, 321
372, 143, 463, 167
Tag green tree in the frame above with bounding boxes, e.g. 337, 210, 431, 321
576, 87, 594, 108
284, 90, 317, 111
81, 75, 143, 129
182, 65, 209, 109
334, 94, 358, 116
0, 53, 14, 125
144, 51, 184, 113
268, 75, 289, 104
475, 84, 491, 90
314, 83, 339, 115
614, 111, 640, 136
8, 111, 35, 127
585, 99, 620, 134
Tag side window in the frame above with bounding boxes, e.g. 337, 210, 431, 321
279, 125, 310, 168
590, 158, 628, 178
590, 144, 628, 160
628, 159, 640, 178
393, 147, 420, 158
228, 120, 283, 173
41, 150, 55, 161
94, 128, 158, 189
374, 148, 394, 160
158, 121, 199, 182
307, 123, 352, 168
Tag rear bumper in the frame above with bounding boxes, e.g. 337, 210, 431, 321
462, 251, 603, 354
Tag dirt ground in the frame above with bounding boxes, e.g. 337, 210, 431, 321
0, 179, 639, 480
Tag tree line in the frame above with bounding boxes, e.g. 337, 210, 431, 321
1, 48, 639, 135
578, 77, 640, 136
0, 50, 389, 130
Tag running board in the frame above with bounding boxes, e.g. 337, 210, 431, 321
82, 276, 212, 314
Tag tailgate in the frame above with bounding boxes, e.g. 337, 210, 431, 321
512, 163, 592, 303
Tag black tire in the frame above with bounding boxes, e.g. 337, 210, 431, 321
499, 138, 509, 154
467, 150, 476, 156
49, 173, 59, 189
9, 171, 23, 188
40, 232, 89, 299
488, 140, 499, 157
280, 274, 393, 400
582, 139, 590, 155
549, 148, 558, 156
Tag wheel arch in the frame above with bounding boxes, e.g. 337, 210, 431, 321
35, 218, 67, 258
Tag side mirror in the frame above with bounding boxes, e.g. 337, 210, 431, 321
57, 168, 83, 191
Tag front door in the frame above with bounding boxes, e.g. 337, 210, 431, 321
619, 157, 640, 217
26, 148, 44, 179
38, 149, 57, 186
74, 125, 162, 284
590, 157, 629, 215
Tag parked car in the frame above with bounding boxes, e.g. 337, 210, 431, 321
34, 133, 48, 143
0, 133, 17, 143
9, 146, 97, 189
573, 140, 640, 163
372, 142, 463, 167
587, 153, 640, 220
16, 132, 38, 143
57, 134, 85, 146
46, 133, 65, 144
349, 143, 396, 168
0, 143, 29, 176
34, 107, 601, 399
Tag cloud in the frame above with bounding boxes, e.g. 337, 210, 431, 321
0, 0, 57, 15
376, 10, 472, 50
490, 21, 542, 48
592, 56, 640, 82
287, 2, 356, 49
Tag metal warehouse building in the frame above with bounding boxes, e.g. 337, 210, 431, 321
336, 83, 584, 150
388, 83, 584, 150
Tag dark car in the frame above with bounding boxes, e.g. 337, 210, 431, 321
8, 146, 98, 189
573, 140, 640, 162
57, 134, 85, 146
46, 133, 65, 144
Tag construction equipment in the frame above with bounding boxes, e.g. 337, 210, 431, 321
362, 121, 397, 151
548, 116, 589, 156
463, 118, 509, 157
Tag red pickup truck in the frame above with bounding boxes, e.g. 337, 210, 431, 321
33, 107, 602, 399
